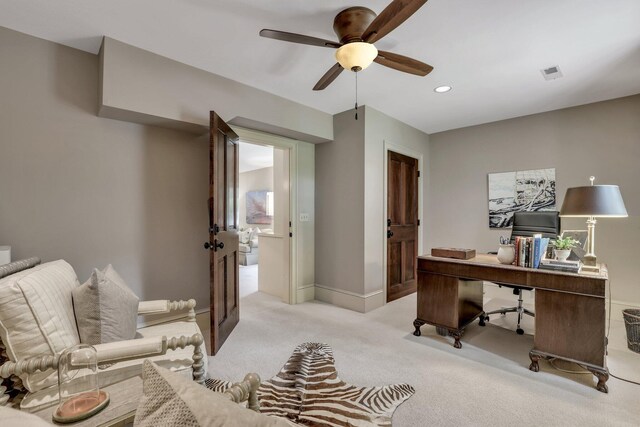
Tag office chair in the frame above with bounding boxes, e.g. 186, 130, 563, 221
482, 211, 561, 335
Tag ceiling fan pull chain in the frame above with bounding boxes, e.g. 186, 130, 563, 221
354, 73, 358, 120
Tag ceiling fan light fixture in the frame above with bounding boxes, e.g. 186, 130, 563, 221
434, 85, 452, 93
335, 42, 378, 72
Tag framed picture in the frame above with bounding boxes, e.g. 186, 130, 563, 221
488, 168, 556, 228
246, 190, 273, 224
561, 230, 589, 261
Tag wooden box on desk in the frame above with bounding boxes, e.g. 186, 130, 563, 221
431, 247, 476, 260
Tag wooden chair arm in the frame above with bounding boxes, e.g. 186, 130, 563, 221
223, 373, 261, 412
138, 299, 197, 322
0, 333, 206, 385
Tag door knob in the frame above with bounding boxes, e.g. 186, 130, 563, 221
204, 240, 225, 251
387, 230, 394, 238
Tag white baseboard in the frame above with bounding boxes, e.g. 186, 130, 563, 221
314, 285, 383, 313
297, 284, 315, 303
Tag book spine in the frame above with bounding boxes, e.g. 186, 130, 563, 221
533, 236, 541, 268
515, 237, 519, 266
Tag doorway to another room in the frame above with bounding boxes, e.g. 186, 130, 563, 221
238, 141, 291, 302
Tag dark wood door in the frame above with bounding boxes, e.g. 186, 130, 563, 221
207, 112, 239, 355
387, 150, 419, 302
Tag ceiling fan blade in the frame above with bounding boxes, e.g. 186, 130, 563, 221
362, 0, 428, 44
260, 29, 342, 49
313, 63, 344, 91
375, 50, 433, 76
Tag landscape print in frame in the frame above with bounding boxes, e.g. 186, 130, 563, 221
488, 168, 556, 228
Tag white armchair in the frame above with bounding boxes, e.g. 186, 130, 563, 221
0, 259, 208, 410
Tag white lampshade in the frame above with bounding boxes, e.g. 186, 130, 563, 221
335, 42, 378, 72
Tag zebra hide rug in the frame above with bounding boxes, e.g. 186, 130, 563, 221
205, 342, 415, 427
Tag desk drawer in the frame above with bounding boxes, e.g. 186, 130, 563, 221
417, 273, 483, 329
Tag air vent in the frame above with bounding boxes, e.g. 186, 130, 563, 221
540, 65, 563, 81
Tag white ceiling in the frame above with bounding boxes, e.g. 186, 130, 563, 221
1, 0, 639, 134
239, 142, 273, 173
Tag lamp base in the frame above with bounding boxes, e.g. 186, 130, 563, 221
583, 254, 597, 267
580, 264, 600, 274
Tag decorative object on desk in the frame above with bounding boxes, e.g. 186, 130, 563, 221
538, 258, 581, 273
622, 309, 640, 354
0, 246, 10, 266
53, 344, 109, 423
560, 230, 588, 261
246, 190, 273, 225
560, 176, 628, 272
488, 168, 556, 228
497, 244, 516, 265
552, 236, 580, 262
514, 235, 549, 268
431, 247, 476, 260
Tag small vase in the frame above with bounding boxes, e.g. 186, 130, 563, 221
555, 249, 571, 262
497, 244, 516, 265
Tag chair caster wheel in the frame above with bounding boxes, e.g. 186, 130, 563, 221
516, 328, 525, 335
485, 315, 489, 322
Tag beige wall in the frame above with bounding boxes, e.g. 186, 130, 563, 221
99, 37, 333, 143
0, 27, 210, 308
315, 107, 430, 311
364, 106, 430, 297
315, 109, 366, 297
428, 95, 640, 305
239, 167, 273, 230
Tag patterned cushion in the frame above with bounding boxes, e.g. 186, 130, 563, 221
0, 258, 41, 280
135, 361, 294, 427
73, 265, 139, 345
0, 260, 80, 392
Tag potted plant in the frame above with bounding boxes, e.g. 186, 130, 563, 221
552, 236, 580, 262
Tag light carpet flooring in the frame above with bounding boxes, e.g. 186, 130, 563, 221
239, 264, 259, 298
204, 291, 640, 426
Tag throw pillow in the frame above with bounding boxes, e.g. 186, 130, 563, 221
0, 260, 81, 393
135, 361, 295, 427
239, 229, 251, 244
72, 264, 139, 345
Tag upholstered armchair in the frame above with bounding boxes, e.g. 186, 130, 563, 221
0, 258, 207, 410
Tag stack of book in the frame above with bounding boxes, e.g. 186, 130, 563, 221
538, 259, 581, 273
514, 234, 549, 269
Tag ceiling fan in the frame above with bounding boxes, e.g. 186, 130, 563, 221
259, 0, 433, 91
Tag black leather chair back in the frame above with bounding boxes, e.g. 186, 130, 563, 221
510, 211, 560, 242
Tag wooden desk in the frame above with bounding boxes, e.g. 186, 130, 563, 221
413, 254, 610, 393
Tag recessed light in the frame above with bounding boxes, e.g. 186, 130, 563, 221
434, 85, 452, 93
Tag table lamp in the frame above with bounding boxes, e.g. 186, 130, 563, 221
560, 176, 627, 272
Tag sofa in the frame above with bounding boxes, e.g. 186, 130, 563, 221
0, 258, 206, 410
239, 227, 272, 266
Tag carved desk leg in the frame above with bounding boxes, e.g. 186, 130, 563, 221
451, 330, 462, 349
528, 350, 540, 372
587, 368, 609, 393
413, 319, 425, 337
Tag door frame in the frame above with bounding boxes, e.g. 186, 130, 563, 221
382, 141, 424, 305
233, 127, 298, 305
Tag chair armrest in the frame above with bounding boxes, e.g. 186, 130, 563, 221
138, 299, 197, 322
0, 334, 206, 386
223, 373, 261, 412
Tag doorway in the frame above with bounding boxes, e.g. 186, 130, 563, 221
386, 149, 420, 302
238, 142, 274, 298
237, 140, 291, 303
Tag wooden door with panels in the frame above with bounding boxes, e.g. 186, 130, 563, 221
387, 150, 419, 302
205, 111, 240, 355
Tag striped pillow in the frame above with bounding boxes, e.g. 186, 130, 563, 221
0, 260, 80, 392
